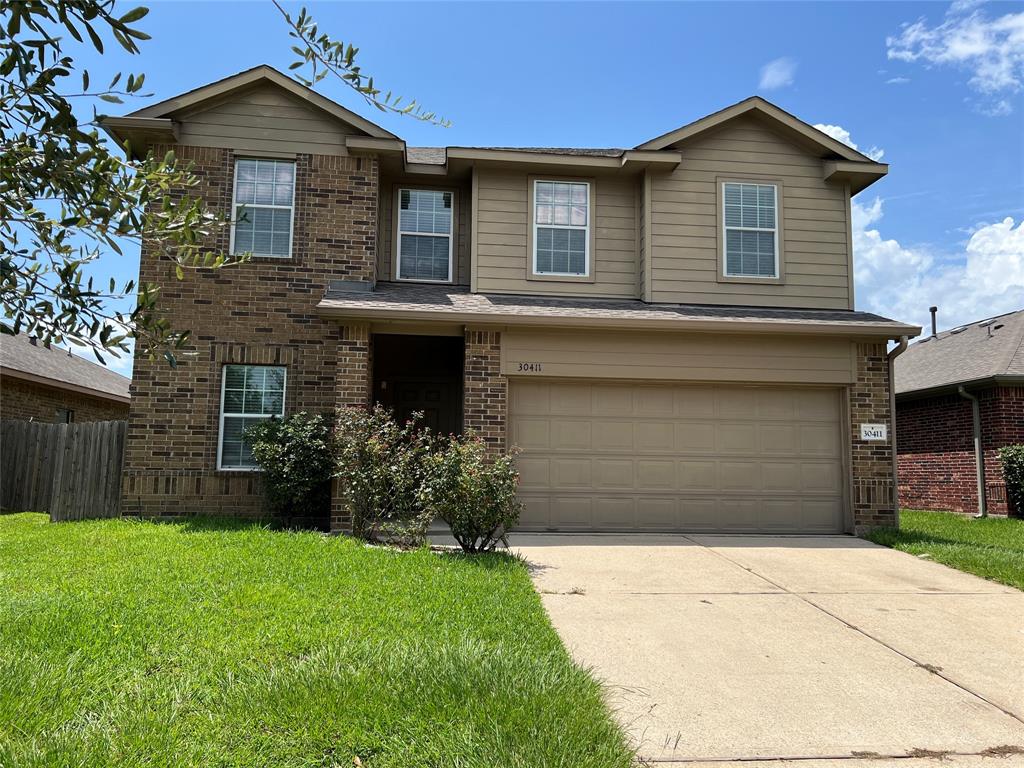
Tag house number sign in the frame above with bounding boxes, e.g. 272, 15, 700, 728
860, 424, 887, 441
516, 362, 544, 373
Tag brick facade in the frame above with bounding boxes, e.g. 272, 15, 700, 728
122, 145, 378, 520
329, 323, 371, 533
0, 375, 128, 423
897, 385, 1024, 516
462, 329, 506, 454
850, 342, 896, 534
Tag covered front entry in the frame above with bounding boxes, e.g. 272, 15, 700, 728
510, 379, 846, 533
372, 334, 463, 435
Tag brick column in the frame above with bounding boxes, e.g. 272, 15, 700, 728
850, 341, 895, 534
463, 328, 507, 454
331, 323, 371, 534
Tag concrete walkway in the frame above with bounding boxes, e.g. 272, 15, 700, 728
511, 534, 1024, 766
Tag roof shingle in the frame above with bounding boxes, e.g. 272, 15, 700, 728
0, 334, 131, 401
318, 281, 917, 336
895, 308, 1024, 395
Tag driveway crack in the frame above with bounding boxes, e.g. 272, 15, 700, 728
684, 536, 1024, 729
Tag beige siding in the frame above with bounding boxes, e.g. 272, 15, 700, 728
649, 116, 852, 309
176, 84, 355, 155
502, 330, 856, 384
378, 180, 471, 285
475, 170, 638, 297
637, 175, 646, 300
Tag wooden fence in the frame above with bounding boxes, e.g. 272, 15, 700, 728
1, 419, 126, 521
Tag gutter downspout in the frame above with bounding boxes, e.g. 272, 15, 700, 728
887, 336, 909, 527
957, 386, 988, 518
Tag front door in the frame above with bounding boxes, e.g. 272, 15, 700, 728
388, 378, 462, 436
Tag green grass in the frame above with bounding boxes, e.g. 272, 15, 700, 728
867, 509, 1024, 590
0, 513, 632, 768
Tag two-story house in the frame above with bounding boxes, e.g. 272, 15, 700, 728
103, 65, 919, 535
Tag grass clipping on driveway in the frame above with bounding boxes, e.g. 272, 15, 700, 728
0, 514, 632, 768
868, 509, 1024, 590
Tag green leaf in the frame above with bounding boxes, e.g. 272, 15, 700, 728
119, 6, 150, 23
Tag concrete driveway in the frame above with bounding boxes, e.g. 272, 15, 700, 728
511, 534, 1024, 766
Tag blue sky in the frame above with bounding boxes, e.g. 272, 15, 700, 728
69, 0, 1023, 375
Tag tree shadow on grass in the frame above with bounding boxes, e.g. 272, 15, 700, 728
435, 548, 528, 572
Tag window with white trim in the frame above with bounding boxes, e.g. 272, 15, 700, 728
723, 182, 778, 278
218, 365, 286, 470
231, 159, 295, 258
397, 188, 453, 282
533, 180, 589, 276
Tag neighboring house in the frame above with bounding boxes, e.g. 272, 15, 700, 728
102, 65, 918, 534
0, 333, 131, 423
895, 309, 1024, 517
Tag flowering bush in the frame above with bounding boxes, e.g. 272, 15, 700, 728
333, 405, 434, 542
420, 435, 522, 553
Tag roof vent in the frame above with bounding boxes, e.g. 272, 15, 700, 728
949, 326, 967, 335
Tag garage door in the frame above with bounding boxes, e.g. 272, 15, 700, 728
510, 380, 845, 533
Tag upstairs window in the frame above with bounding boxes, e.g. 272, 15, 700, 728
218, 365, 286, 470
231, 159, 295, 258
397, 188, 453, 282
723, 182, 778, 278
533, 180, 589, 276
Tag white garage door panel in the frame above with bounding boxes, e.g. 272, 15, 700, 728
510, 380, 845, 533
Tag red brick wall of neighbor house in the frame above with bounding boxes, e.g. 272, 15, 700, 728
121, 145, 378, 519
0, 375, 128, 423
897, 386, 1024, 516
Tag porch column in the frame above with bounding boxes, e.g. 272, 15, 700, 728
331, 322, 371, 534
463, 328, 507, 454
849, 341, 896, 534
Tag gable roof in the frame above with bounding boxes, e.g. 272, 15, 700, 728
128, 65, 398, 140
895, 308, 1024, 397
637, 96, 875, 162
0, 334, 131, 403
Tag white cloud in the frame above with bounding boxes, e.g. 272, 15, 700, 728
812, 123, 886, 162
759, 57, 797, 90
979, 97, 1014, 116
853, 197, 1024, 333
887, 5, 1024, 113
886, 76, 912, 84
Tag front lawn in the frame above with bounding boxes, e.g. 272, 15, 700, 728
867, 509, 1024, 590
0, 514, 632, 768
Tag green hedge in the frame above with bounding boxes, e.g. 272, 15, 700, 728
999, 444, 1024, 516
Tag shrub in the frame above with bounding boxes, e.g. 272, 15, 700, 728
333, 405, 434, 543
420, 435, 522, 553
245, 413, 334, 528
999, 444, 1024, 517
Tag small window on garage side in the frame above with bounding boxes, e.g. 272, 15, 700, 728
533, 180, 590, 276
722, 182, 778, 278
231, 159, 295, 258
218, 365, 286, 470
55, 408, 73, 424
397, 189, 453, 282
